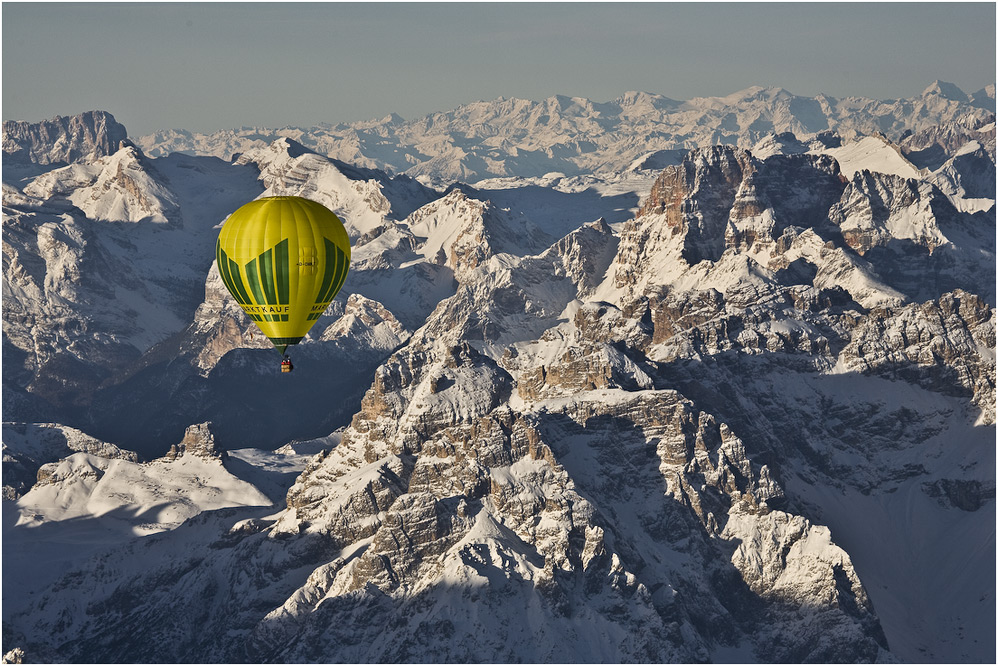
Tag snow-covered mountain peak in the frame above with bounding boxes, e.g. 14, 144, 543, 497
233, 137, 438, 239
20, 143, 180, 224
71, 145, 179, 224
232, 137, 323, 188
2, 110, 128, 166
536, 216, 618, 299
921, 80, 970, 102
234, 135, 312, 167
715, 85, 794, 104
132, 84, 995, 183
973, 84, 996, 104
318, 293, 410, 351
614, 90, 681, 111
405, 188, 551, 276
405, 188, 487, 266
750, 131, 810, 159
3, 90, 995, 664
381, 111, 405, 125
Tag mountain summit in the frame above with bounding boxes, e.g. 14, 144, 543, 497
2, 110, 128, 166
922, 79, 970, 101
2, 89, 995, 663
131, 84, 996, 183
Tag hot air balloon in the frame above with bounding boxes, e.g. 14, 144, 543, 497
215, 196, 351, 371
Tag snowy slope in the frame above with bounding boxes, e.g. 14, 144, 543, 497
1, 422, 290, 646
728, 369, 995, 663
810, 134, 922, 179
2, 97, 995, 664
12, 423, 268, 533
15, 449, 268, 532
234, 137, 437, 239
2, 422, 137, 499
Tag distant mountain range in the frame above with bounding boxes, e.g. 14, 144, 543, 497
2, 82, 995, 663
125, 81, 996, 183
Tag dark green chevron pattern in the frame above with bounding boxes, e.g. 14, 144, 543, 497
316, 237, 349, 305
217, 239, 292, 321
216, 243, 252, 305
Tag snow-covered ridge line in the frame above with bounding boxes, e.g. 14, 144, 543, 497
2, 84, 995, 663
129, 81, 995, 183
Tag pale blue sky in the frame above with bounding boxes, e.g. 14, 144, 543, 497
3, 2, 995, 137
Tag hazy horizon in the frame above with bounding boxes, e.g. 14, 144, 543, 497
3, 2, 995, 136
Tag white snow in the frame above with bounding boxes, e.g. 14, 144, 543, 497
788, 468, 994, 663
3, 92, 994, 664
1, 439, 294, 629
15, 450, 270, 534
811, 135, 922, 180
133, 85, 993, 187
757, 369, 995, 663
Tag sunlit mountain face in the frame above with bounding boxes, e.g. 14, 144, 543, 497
2, 83, 994, 663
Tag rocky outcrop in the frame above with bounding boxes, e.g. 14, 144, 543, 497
923, 477, 997, 511
638, 148, 845, 261
162, 422, 226, 461
838, 290, 995, 423
927, 140, 997, 204
3, 101, 993, 663
3, 110, 128, 165
638, 146, 754, 264
1, 648, 25, 664
247, 186, 902, 661
829, 171, 954, 254
318, 293, 409, 353
900, 112, 996, 170
191, 261, 278, 373
254, 307, 886, 661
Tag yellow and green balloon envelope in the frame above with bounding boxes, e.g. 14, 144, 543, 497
215, 196, 350, 360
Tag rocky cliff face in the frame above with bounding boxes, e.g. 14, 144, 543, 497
838, 290, 995, 422
637, 147, 846, 266
2, 103, 994, 663
163, 422, 228, 461
3, 110, 128, 166
901, 113, 996, 170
